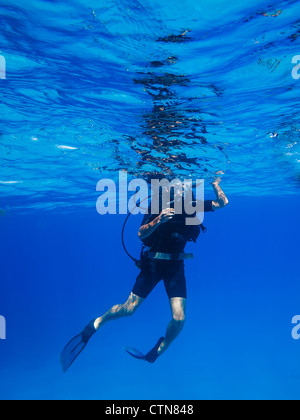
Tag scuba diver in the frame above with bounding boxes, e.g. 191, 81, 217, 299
60, 178, 229, 372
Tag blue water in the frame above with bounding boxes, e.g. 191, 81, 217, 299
0, 0, 300, 400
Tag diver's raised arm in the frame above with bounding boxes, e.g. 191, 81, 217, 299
211, 179, 229, 210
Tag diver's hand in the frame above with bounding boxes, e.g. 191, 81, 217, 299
211, 179, 229, 210
139, 208, 175, 241
159, 208, 176, 224
212, 171, 225, 188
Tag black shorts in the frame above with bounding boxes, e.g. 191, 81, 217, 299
132, 259, 187, 300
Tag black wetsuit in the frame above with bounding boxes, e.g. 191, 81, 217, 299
132, 200, 214, 299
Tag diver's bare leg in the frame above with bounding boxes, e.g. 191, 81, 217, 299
157, 297, 186, 356
94, 292, 144, 330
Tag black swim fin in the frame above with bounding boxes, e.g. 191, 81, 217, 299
124, 337, 164, 364
60, 319, 97, 373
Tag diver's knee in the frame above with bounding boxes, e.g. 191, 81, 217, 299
124, 297, 142, 316
172, 313, 186, 325
126, 303, 138, 315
